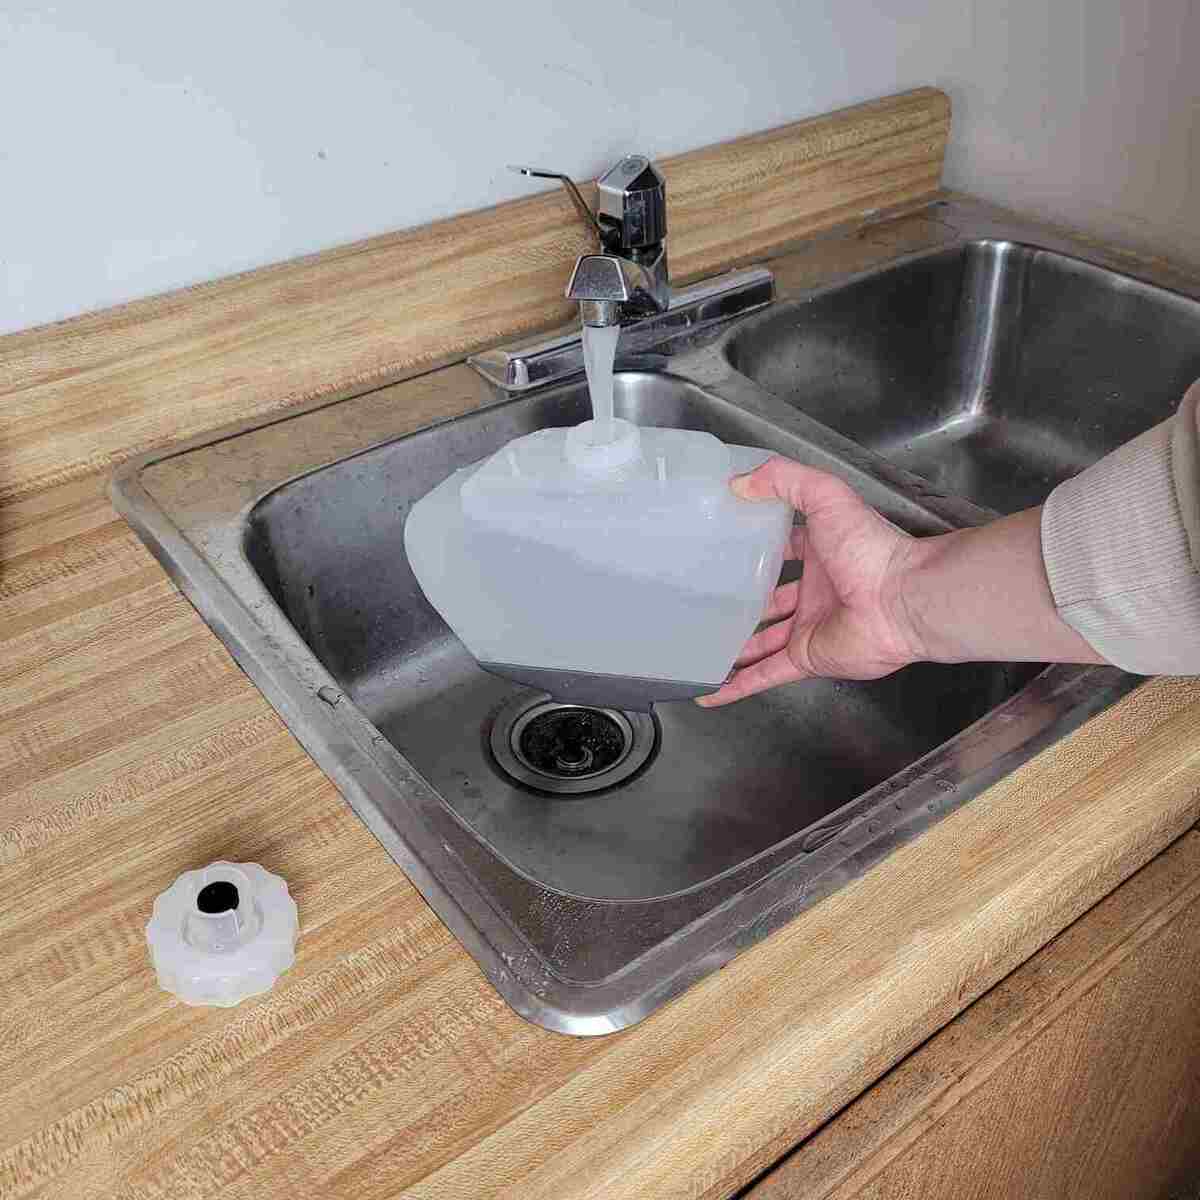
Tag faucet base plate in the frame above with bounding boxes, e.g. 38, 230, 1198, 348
468, 266, 774, 392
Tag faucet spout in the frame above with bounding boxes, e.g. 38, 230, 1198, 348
565, 251, 669, 327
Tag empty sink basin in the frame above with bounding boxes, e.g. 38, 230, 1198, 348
725, 240, 1200, 513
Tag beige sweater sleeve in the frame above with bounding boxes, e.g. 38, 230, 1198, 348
1041, 380, 1200, 675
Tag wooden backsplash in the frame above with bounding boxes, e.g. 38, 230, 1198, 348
0, 87, 949, 502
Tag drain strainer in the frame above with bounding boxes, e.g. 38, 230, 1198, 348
490, 695, 657, 795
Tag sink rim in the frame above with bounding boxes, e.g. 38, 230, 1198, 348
107, 197, 1176, 1034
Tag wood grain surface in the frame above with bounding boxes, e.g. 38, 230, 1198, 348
0, 87, 948, 503
747, 831, 1200, 1200
3, 472, 1200, 1199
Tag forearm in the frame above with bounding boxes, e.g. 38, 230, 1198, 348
889, 507, 1107, 666
896, 383, 1200, 673
713, 384, 1200, 706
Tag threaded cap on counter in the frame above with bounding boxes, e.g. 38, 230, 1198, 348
146, 861, 298, 1007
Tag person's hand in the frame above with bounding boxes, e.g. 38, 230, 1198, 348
698, 458, 922, 707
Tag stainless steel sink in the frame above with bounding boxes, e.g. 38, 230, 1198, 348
111, 196, 1191, 1034
726, 239, 1200, 513
243, 372, 1041, 902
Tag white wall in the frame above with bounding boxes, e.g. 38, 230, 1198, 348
944, 2, 1199, 270
2, 1, 1196, 335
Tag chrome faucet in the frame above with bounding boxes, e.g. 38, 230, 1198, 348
511, 157, 670, 327
468, 160, 770, 392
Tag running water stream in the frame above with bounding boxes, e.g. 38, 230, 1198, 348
581, 323, 621, 445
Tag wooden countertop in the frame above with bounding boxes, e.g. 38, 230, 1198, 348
5, 89, 1200, 1198
5, 465, 1200, 1200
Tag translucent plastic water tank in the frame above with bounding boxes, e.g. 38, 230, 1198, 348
404, 417, 791, 707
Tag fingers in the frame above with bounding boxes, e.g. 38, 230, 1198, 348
760, 579, 800, 623
732, 458, 861, 514
735, 616, 794, 666
696, 647, 809, 708
786, 523, 806, 563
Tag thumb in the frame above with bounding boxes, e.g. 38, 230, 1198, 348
729, 468, 767, 501
731, 457, 860, 515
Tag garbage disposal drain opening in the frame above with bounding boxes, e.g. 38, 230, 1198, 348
490, 696, 657, 795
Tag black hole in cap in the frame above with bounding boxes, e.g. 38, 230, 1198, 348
197, 880, 240, 914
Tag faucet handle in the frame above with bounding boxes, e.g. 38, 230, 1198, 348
596, 156, 666, 252
509, 166, 603, 244
509, 159, 667, 254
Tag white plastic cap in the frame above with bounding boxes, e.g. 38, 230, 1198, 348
564, 417, 643, 474
146, 861, 298, 1007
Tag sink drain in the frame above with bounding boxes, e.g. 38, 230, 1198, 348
490, 695, 657, 795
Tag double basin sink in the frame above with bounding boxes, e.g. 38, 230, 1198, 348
113, 198, 1200, 1032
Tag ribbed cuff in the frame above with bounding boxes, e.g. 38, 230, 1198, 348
1042, 414, 1200, 676
1172, 380, 1200, 567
